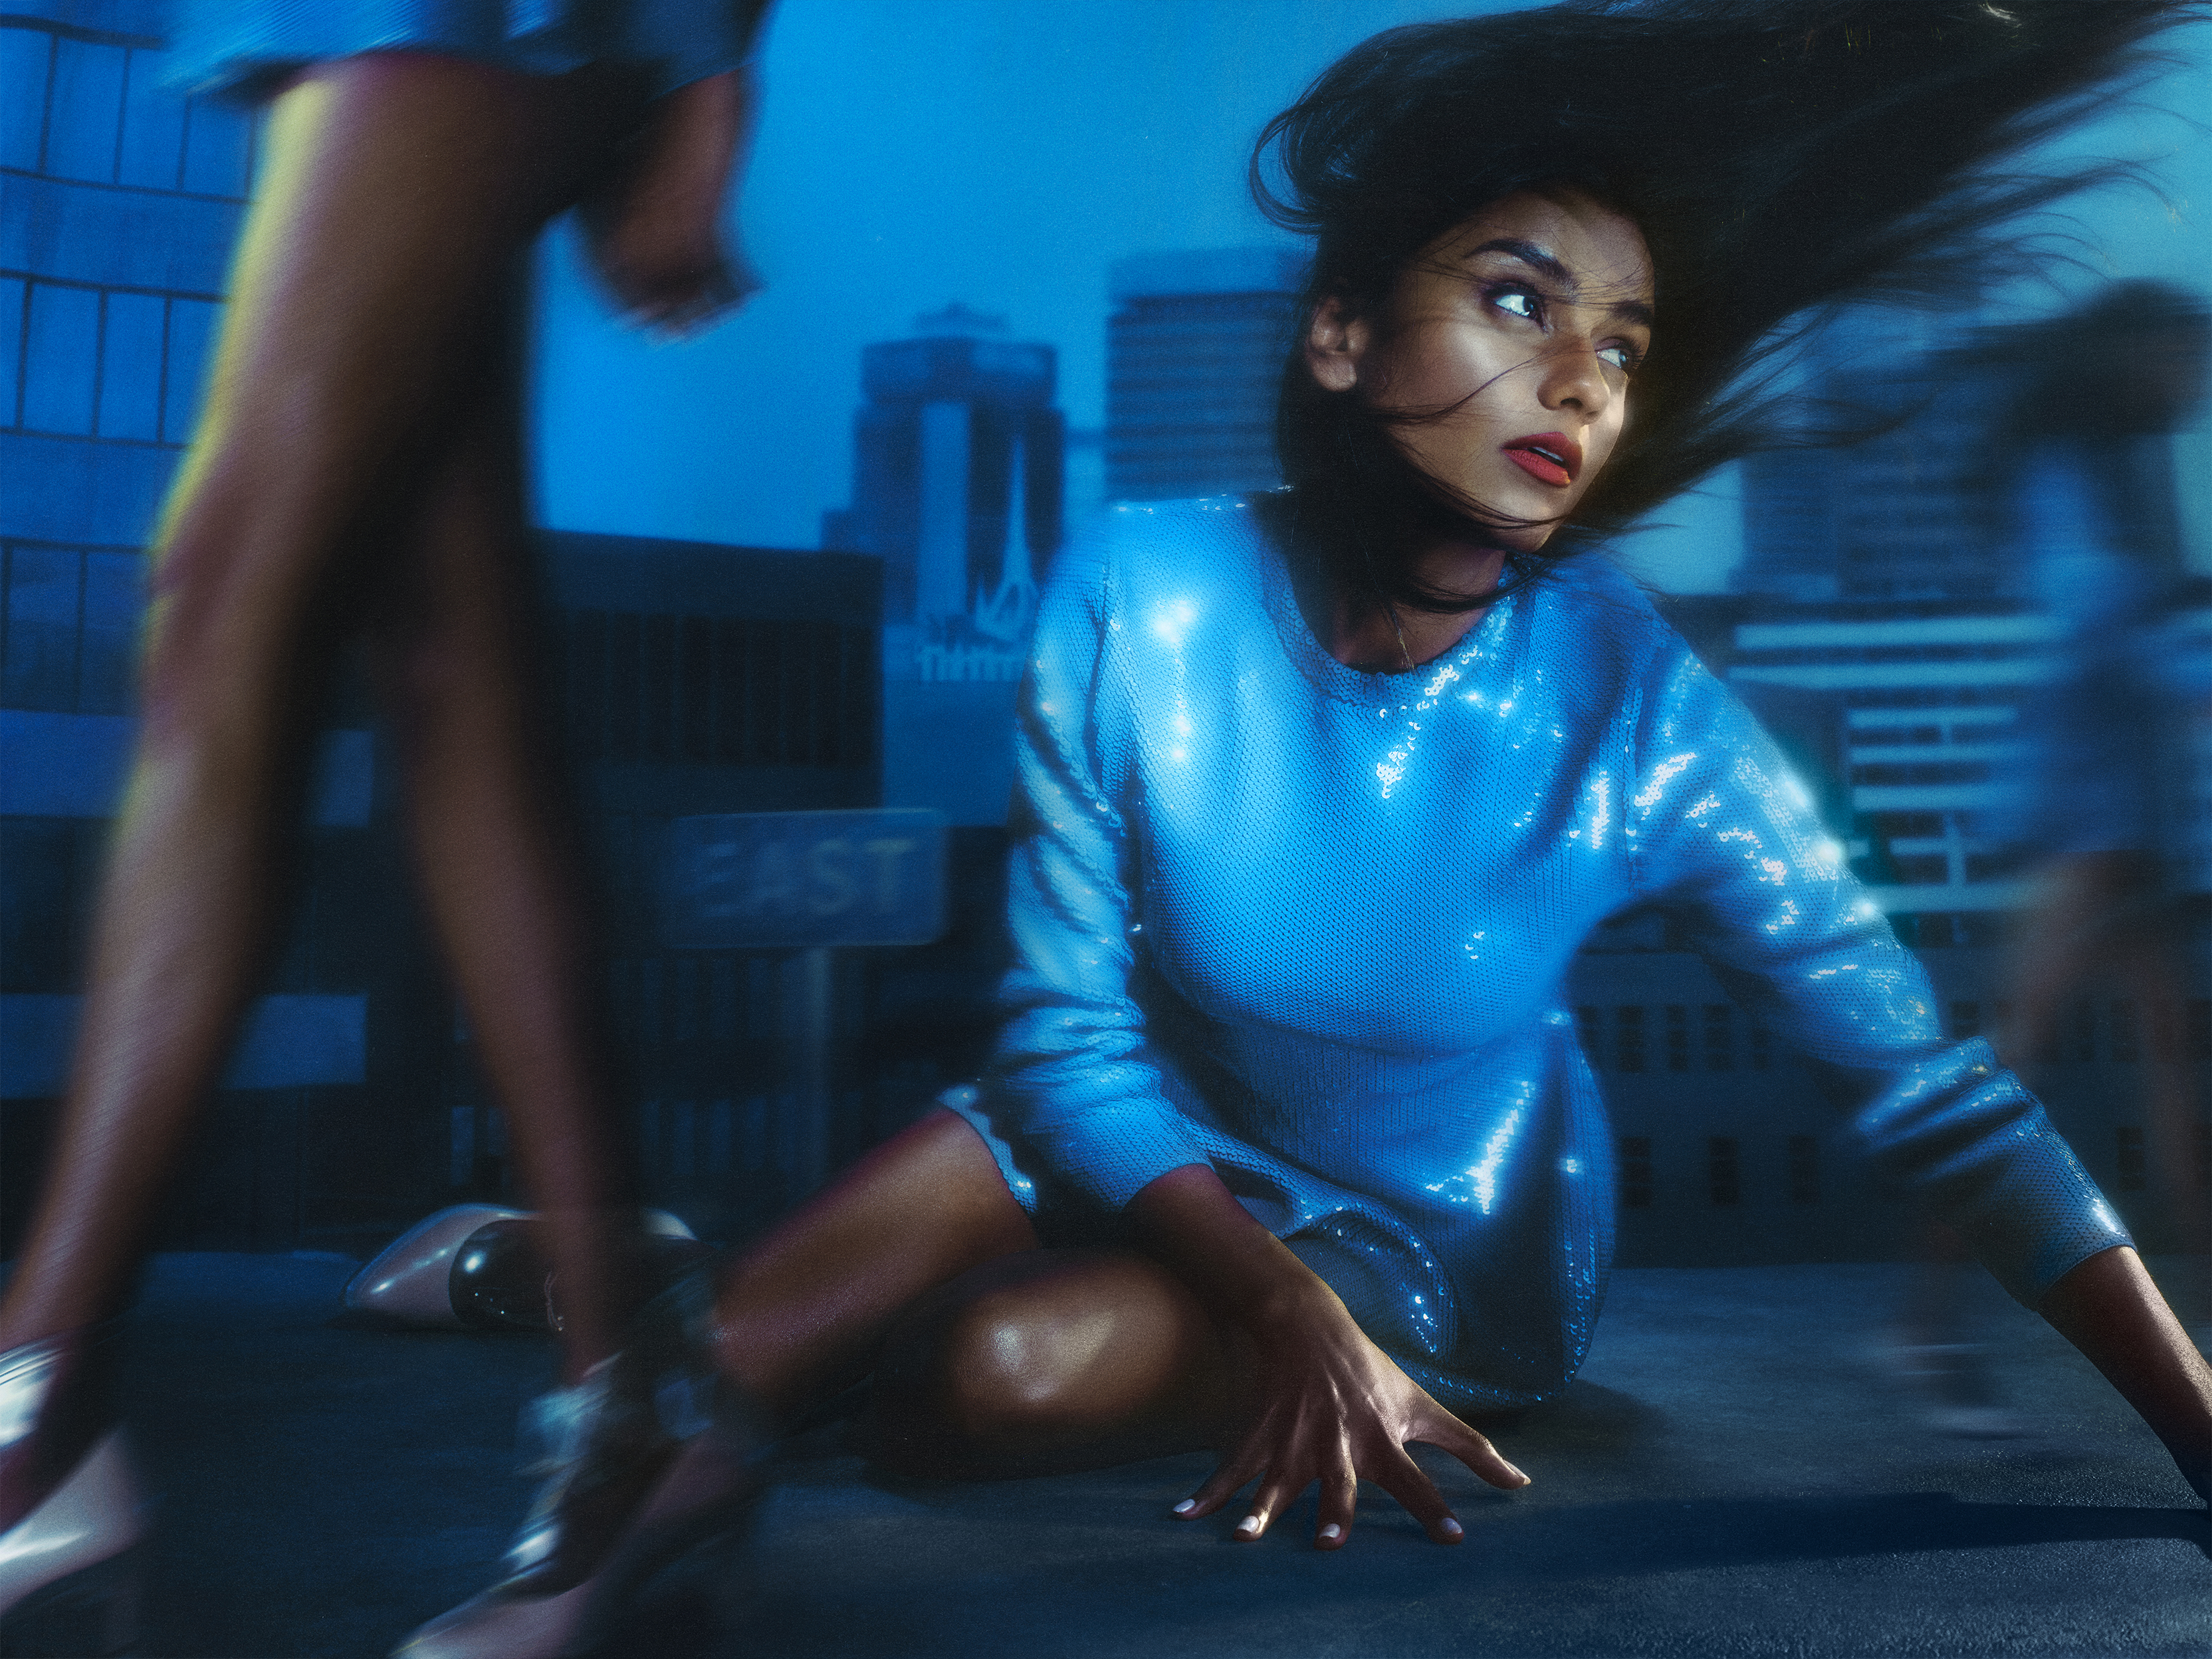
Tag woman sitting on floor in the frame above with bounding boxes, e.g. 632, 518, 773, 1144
384, 4, 2212, 1652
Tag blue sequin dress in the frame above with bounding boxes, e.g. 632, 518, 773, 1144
166, 0, 768, 99
948, 496, 2128, 1416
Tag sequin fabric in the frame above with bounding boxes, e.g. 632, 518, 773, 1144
166, 0, 769, 99
950, 497, 2128, 1416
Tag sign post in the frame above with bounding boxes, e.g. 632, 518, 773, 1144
661, 809, 948, 1192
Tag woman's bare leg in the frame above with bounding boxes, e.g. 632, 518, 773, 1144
1999, 855, 2124, 1081
712, 1109, 1240, 1472
858, 1248, 1243, 1478
0, 56, 640, 1369
2004, 855, 2207, 1281
362, 324, 643, 1377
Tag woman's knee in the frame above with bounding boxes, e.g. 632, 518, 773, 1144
862, 1252, 1226, 1475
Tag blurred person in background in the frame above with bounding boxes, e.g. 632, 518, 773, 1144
1999, 282, 2211, 1297
0, 5, 770, 1656
1882, 283, 2212, 1435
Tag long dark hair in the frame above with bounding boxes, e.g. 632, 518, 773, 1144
1255, 0, 2205, 612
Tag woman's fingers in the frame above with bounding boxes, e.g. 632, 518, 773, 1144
1172, 1455, 1258, 1520
1417, 1411, 1532, 1492
1314, 1463, 1359, 1550
1366, 1443, 1465, 1545
1232, 1470, 1305, 1541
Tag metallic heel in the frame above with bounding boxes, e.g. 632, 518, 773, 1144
392, 1270, 767, 1659
344, 1206, 530, 1329
0, 1529, 142, 1658
451, 1216, 711, 1336
0, 1329, 149, 1659
344, 1208, 703, 1332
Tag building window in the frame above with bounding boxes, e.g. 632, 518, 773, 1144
1788, 1134, 1819, 1205
1614, 1005, 1646, 1075
1664, 1004, 1690, 1071
1618, 1136, 1653, 1209
1708, 1137, 1741, 1206
2114, 1126, 2145, 1192
557, 609, 876, 770
1702, 1003, 1734, 1071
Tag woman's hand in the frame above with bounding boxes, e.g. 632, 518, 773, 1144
1176, 1275, 1529, 1547
1127, 1164, 1529, 1549
580, 70, 758, 336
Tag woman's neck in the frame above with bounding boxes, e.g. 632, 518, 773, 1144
1321, 537, 1508, 673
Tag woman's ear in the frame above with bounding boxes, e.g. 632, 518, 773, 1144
1305, 295, 1367, 393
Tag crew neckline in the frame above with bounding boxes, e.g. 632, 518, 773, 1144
1250, 508, 1518, 709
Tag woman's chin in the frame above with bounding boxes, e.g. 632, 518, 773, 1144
1440, 518, 1553, 562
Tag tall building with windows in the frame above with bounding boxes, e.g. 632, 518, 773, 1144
1738, 370, 2006, 604
1722, 606, 2053, 933
822, 304, 1064, 672
1105, 247, 1305, 504
0, 11, 907, 1250
822, 305, 1066, 824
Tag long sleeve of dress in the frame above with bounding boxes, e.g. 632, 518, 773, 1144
988, 538, 1212, 1212
1624, 648, 2131, 1306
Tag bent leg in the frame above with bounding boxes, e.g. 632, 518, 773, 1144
858, 1249, 1241, 1479
711, 1107, 1238, 1475
712, 1109, 1042, 1418
0, 56, 641, 1354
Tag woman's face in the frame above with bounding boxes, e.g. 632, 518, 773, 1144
1307, 190, 1654, 549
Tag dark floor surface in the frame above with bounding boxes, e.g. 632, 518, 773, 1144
87, 1254, 2212, 1657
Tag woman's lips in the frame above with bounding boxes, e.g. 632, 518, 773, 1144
1501, 432, 1580, 488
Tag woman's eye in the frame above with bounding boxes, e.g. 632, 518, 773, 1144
1598, 342, 1642, 373
1490, 286, 1541, 322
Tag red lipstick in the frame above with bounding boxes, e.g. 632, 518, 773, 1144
1501, 431, 1581, 488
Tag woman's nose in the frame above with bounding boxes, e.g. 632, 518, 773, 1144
1538, 337, 1610, 419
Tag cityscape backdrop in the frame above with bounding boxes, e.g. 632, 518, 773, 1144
2, 0, 2208, 1268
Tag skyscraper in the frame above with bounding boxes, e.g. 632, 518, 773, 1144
1736, 312, 2009, 605
823, 304, 1064, 681
1729, 309, 2120, 937
822, 306, 1066, 822
1105, 247, 1305, 504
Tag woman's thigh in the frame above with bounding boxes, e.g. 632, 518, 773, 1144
856, 1247, 1243, 1480
145, 55, 640, 700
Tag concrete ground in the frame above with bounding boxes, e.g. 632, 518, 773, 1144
86, 1254, 2212, 1656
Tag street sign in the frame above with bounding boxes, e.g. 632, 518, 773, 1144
661, 808, 948, 950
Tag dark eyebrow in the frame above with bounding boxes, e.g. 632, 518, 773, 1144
1464, 237, 1654, 328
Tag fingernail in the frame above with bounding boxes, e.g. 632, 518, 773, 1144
1236, 1515, 1262, 1535
1172, 1499, 1196, 1515
1440, 1517, 1464, 1540
1319, 1523, 1343, 1541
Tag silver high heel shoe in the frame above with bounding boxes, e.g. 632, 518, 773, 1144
344, 1205, 528, 1328
0, 1329, 148, 1659
393, 1272, 768, 1659
344, 1207, 701, 1332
